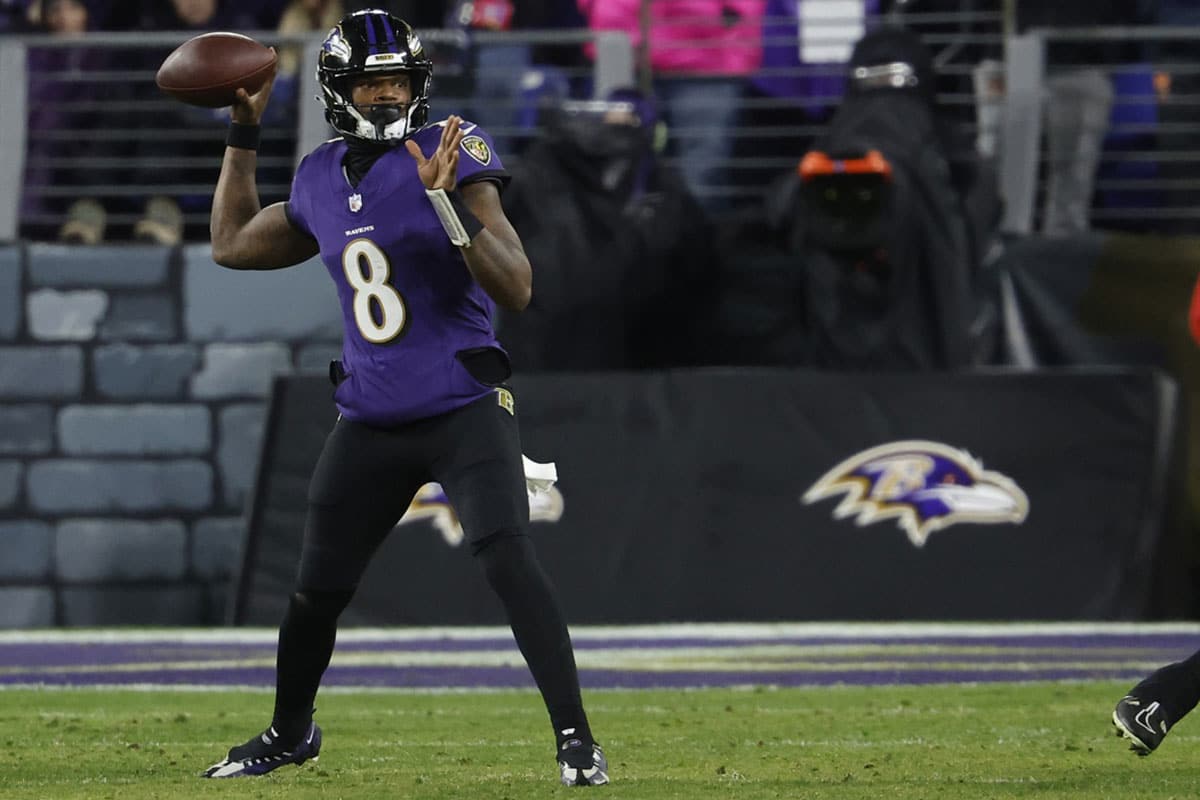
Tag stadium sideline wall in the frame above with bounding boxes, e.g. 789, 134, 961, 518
0, 236, 1192, 628
0, 243, 341, 627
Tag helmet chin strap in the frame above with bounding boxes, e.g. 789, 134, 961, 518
346, 103, 415, 143
367, 105, 403, 138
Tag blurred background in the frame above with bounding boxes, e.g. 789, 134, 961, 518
1, 0, 1199, 629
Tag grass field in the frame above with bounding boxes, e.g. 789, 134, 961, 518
0, 681, 1195, 800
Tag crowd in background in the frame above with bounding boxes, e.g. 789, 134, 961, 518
0, 0, 582, 36
4, 1, 1200, 375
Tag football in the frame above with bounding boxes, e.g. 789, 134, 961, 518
155, 32, 277, 108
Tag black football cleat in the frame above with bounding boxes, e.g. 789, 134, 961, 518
558, 738, 609, 786
202, 722, 322, 777
1112, 695, 1170, 756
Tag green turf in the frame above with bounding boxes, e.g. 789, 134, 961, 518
0, 682, 1194, 799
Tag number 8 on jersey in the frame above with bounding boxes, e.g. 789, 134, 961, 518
343, 238, 407, 344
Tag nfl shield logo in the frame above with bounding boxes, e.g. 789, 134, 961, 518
348, 193, 363, 213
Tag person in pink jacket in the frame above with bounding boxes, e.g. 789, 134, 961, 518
578, 0, 765, 211
579, 0, 764, 74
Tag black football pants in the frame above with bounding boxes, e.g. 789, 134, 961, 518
270, 389, 589, 745
299, 388, 528, 590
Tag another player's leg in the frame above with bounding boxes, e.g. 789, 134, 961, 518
204, 419, 415, 777
435, 392, 608, 786
1113, 648, 1200, 755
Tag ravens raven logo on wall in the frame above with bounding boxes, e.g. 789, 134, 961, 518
802, 440, 1029, 547
396, 456, 563, 547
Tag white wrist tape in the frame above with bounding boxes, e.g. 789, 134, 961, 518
425, 188, 472, 248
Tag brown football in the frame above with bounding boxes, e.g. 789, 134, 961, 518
156, 32, 277, 108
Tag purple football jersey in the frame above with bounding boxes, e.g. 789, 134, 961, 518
287, 120, 511, 425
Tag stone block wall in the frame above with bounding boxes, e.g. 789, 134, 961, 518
0, 243, 341, 627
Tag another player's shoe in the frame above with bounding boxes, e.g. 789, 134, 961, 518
202, 722, 322, 777
558, 738, 609, 786
1112, 695, 1171, 756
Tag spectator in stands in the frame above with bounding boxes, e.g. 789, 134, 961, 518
498, 88, 717, 370
108, 0, 284, 29
1016, 0, 1152, 236
750, 0, 881, 122
343, 0, 445, 28
275, 0, 343, 107
249, 0, 292, 27
22, 0, 289, 243
740, 0, 882, 198
1151, 0, 1200, 234
891, 0, 995, 124
1, 0, 32, 31
444, 1, 585, 157
124, 0, 277, 243
707, 27, 998, 370
278, 0, 342, 76
577, 0, 765, 213
135, 0, 261, 30
21, 0, 116, 242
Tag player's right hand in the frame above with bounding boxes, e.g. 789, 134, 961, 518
231, 48, 276, 126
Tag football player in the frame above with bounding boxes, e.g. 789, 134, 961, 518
199, 9, 607, 787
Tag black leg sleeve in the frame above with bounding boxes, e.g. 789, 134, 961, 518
271, 588, 353, 742
473, 532, 593, 746
1131, 648, 1200, 724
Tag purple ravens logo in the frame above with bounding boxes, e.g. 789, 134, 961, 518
802, 440, 1028, 547
461, 135, 492, 166
321, 27, 352, 66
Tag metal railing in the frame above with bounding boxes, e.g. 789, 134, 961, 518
0, 28, 633, 241
1001, 26, 1200, 235
15, 12, 1198, 242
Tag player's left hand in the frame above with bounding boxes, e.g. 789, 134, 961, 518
406, 114, 465, 191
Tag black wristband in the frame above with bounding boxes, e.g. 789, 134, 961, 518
448, 190, 485, 240
226, 122, 261, 151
